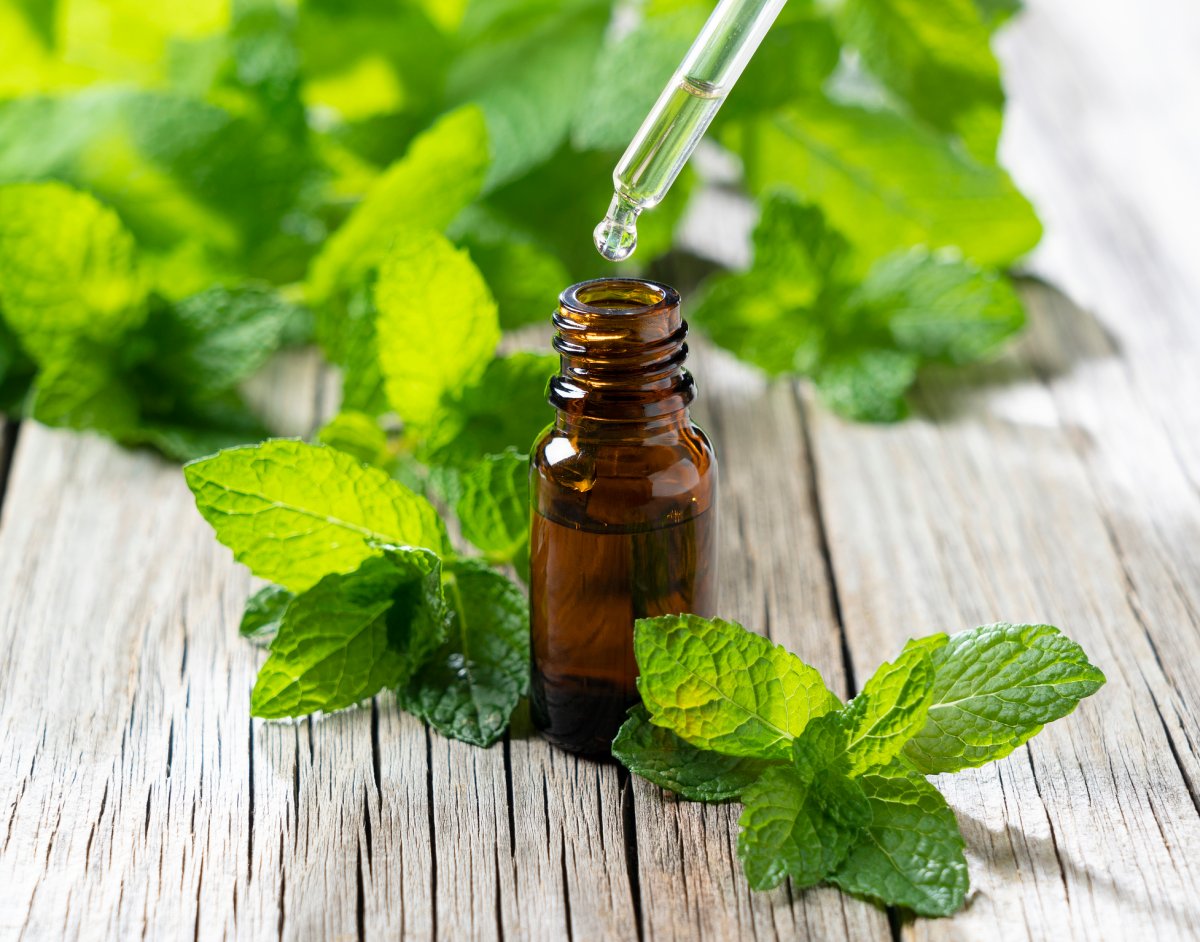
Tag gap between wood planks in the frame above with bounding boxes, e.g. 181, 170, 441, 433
0, 419, 19, 517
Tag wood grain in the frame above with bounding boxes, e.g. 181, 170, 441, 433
2, 0, 1200, 938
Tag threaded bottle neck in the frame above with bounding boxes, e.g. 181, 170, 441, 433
548, 278, 695, 421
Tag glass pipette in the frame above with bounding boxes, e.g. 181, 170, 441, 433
593, 0, 787, 262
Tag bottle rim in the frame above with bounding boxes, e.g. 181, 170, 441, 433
559, 278, 680, 318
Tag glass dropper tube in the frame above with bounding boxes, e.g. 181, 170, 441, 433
594, 0, 787, 262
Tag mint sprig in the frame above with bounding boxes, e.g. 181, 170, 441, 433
616, 614, 1104, 916
184, 438, 529, 748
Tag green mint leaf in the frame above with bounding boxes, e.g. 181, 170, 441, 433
719, 5, 840, 120
452, 206, 569, 330
307, 104, 489, 302
0, 181, 145, 365
857, 248, 1026, 365
122, 393, 271, 462
814, 348, 920, 422
252, 548, 448, 718
571, 6, 702, 151
139, 286, 303, 400
29, 358, 140, 435
374, 228, 500, 427
634, 614, 841, 759
831, 760, 968, 916
454, 450, 530, 581
0, 90, 313, 273
842, 642, 936, 775
317, 410, 392, 468
902, 623, 1106, 774
240, 584, 294, 647
691, 196, 849, 376
837, 0, 1003, 160
315, 282, 390, 417
737, 759, 871, 891
449, 5, 606, 188
400, 558, 529, 747
419, 352, 556, 471
184, 439, 448, 592
729, 99, 1042, 268
613, 705, 779, 803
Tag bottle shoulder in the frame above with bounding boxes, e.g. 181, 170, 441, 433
531, 417, 717, 530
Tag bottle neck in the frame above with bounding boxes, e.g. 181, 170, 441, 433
547, 278, 696, 423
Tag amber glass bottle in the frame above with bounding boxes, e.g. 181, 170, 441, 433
529, 278, 718, 755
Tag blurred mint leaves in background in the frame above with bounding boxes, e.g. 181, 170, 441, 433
0, 0, 1040, 450
0, 0, 1042, 583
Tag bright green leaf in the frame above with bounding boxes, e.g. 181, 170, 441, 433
634, 614, 841, 759
307, 104, 490, 302
813, 348, 920, 422
374, 228, 500, 426
737, 759, 871, 891
449, 4, 607, 188
614, 705, 779, 803
184, 439, 448, 591
400, 558, 529, 747
0, 181, 145, 364
837, 0, 1003, 159
902, 623, 1106, 774
455, 449, 530, 580
252, 548, 448, 718
842, 643, 936, 774
730, 99, 1042, 267
317, 410, 391, 468
420, 351, 555, 470
139, 286, 303, 399
240, 584, 294, 646
831, 760, 969, 916
856, 248, 1026, 364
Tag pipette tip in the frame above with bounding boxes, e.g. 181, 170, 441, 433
594, 195, 640, 262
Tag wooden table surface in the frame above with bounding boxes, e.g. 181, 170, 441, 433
3, 0, 1199, 939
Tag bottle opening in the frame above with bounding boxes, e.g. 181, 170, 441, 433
562, 278, 677, 316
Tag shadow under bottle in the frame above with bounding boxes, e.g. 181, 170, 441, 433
529, 278, 718, 755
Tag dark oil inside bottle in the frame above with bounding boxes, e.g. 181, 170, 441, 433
529, 278, 718, 755
529, 509, 717, 754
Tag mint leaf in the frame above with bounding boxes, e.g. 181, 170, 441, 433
837, 0, 1003, 160
814, 348, 920, 422
455, 449, 530, 581
139, 286, 303, 399
240, 584, 293, 647
0, 90, 314, 275
400, 558, 529, 747
419, 352, 556, 471
317, 410, 391, 468
730, 100, 1042, 267
184, 439, 448, 591
307, 104, 489, 302
374, 228, 500, 427
0, 181, 145, 364
902, 623, 1106, 774
252, 548, 447, 718
634, 614, 841, 759
842, 643, 936, 775
719, 4, 839, 120
614, 706, 779, 803
448, 4, 606, 188
453, 207, 568, 329
857, 248, 1026, 365
831, 760, 968, 916
571, 5, 702, 151
737, 743, 871, 890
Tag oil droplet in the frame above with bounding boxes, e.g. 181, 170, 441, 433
593, 194, 641, 262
